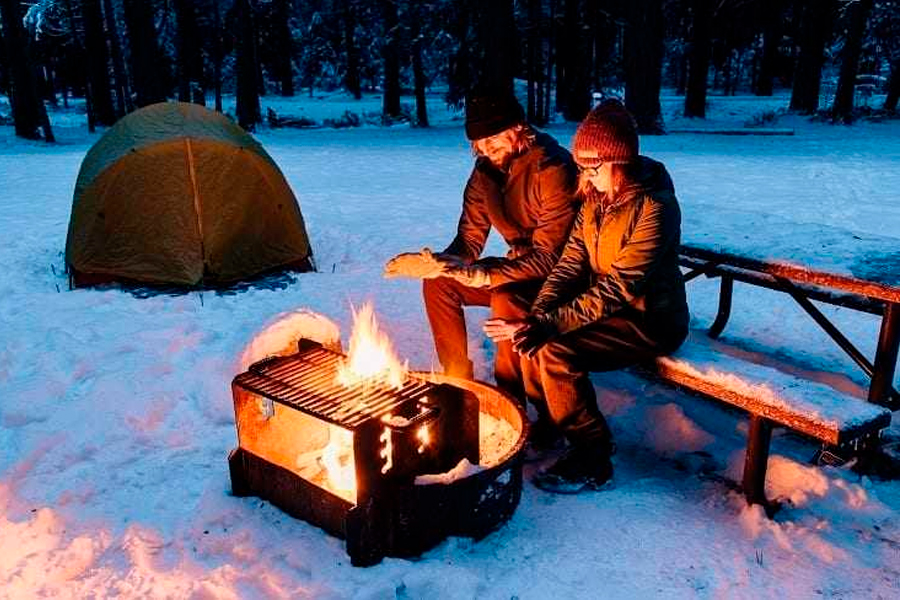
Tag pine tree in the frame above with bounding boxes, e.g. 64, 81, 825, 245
832, 0, 874, 121
175, 0, 204, 104
103, 0, 130, 116
0, 0, 55, 140
122, 0, 166, 106
235, 0, 261, 129
408, 1, 428, 126
684, 0, 713, 118
82, 0, 115, 124
755, 0, 783, 96
340, 0, 362, 99
380, 0, 402, 119
624, 0, 665, 133
790, 0, 835, 113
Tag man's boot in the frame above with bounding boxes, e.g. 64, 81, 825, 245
532, 443, 614, 494
523, 416, 565, 462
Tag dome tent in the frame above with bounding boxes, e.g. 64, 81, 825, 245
65, 102, 313, 287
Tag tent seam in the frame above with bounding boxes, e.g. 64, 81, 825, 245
185, 138, 207, 273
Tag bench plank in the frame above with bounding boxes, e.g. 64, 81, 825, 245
649, 336, 891, 446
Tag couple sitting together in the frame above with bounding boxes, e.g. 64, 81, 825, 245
384, 90, 689, 494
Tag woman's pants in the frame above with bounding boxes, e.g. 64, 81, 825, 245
522, 310, 688, 452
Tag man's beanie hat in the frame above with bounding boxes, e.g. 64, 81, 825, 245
572, 99, 639, 166
465, 89, 526, 141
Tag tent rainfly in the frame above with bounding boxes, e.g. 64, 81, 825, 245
65, 102, 313, 287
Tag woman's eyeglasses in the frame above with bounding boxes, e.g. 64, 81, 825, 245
578, 164, 603, 177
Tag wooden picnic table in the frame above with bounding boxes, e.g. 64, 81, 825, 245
679, 210, 900, 411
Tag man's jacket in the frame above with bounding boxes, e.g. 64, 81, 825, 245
532, 156, 689, 336
442, 131, 579, 287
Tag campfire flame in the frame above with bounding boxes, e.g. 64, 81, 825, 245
323, 302, 408, 498
336, 302, 408, 389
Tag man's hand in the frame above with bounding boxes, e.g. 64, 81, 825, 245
512, 315, 558, 358
483, 318, 527, 343
383, 248, 447, 279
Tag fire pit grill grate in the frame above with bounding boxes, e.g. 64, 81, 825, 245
234, 345, 434, 429
229, 340, 527, 566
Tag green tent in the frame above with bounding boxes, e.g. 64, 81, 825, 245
65, 102, 313, 287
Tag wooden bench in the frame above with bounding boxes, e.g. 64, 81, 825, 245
640, 333, 892, 511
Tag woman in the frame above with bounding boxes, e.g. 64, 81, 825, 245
484, 99, 689, 494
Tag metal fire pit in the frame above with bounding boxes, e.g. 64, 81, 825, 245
228, 339, 528, 566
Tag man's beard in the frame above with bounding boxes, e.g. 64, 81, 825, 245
487, 150, 514, 172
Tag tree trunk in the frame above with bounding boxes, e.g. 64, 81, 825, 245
380, 0, 402, 119
555, 0, 576, 115
544, 0, 556, 120
235, 0, 261, 129
82, 0, 115, 124
0, 21, 7, 96
0, 0, 54, 141
175, 0, 204, 103
526, 0, 537, 121
755, 0, 782, 95
476, 0, 515, 93
832, 0, 874, 122
213, 0, 223, 112
275, 0, 294, 96
886, 57, 900, 112
676, 49, 688, 95
41, 63, 57, 107
340, 0, 361, 99
590, 2, 616, 89
790, 0, 835, 113
122, 0, 166, 107
60, 0, 95, 130
255, 26, 265, 97
624, 0, 665, 133
447, 0, 470, 105
559, 0, 591, 121
103, 0, 130, 116
411, 28, 428, 127
684, 0, 712, 118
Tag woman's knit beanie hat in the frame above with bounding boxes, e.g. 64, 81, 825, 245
572, 99, 639, 166
465, 89, 526, 141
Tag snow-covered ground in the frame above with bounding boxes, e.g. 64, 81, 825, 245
1, 90, 899, 598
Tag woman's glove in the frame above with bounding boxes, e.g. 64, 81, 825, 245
513, 314, 558, 358
383, 248, 447, 279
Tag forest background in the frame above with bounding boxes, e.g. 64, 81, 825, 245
0, 0, 898, 143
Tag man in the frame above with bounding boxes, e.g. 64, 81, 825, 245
384, 89, 578, 405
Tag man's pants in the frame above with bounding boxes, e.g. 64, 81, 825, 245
422, 277, 542, 400
521, 311, 688, 451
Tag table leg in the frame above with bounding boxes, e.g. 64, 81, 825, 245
868, 302, 900, 409
709, 275, 734, 339
742, 415, 772, 508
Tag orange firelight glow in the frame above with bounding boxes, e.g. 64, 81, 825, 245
416, 425, 430, 454
320, 425, 355, 499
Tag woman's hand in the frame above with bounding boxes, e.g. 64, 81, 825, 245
483, 318, 527, 342
512, 316, 559, 358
